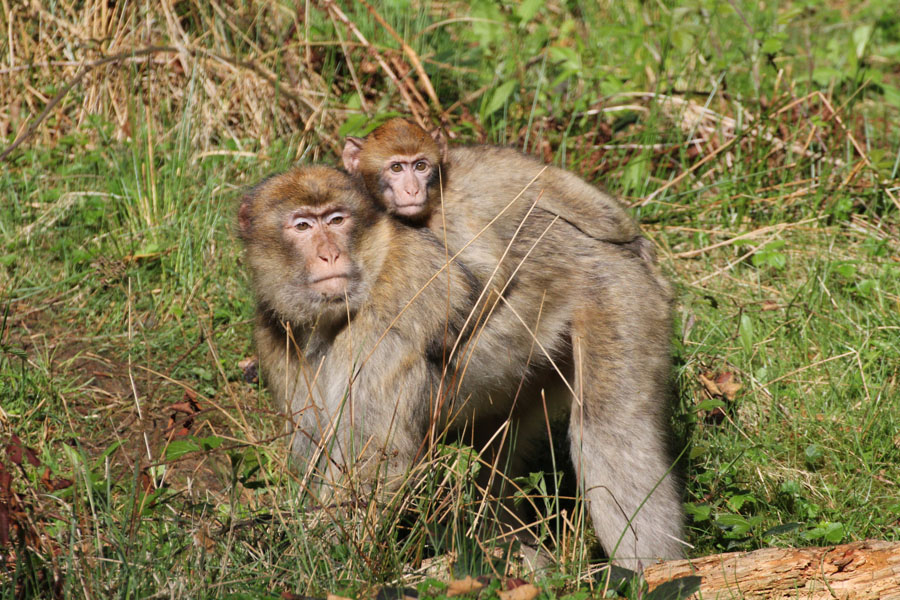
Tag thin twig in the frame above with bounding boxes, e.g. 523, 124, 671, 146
320, 0, 428, 128
359, 0, 442, 113
673, 217, 820, 259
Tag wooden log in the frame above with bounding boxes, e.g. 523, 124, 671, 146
643, 540, 900, 599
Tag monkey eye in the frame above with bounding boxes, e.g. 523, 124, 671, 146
390, 163, 403, 173
291, 216, 314, 231
414, 160, 428, 172
324, 210, 349, 226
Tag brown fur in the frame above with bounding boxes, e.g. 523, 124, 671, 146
239, 166, 478, 493
343, 120, 684, 569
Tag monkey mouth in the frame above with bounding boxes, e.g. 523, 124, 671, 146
309, 274, 350, 296
393, 201, 426, 217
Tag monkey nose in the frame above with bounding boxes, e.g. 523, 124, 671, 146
319, 250, 340, 264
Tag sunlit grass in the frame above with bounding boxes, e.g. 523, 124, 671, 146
1, 0, 898, 598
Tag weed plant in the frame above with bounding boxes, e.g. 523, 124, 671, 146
0, 1, 898, 598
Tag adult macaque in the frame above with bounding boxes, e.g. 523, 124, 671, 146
238, 166, 477, 491
342, 119, 683, 569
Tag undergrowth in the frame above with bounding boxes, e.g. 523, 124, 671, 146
1, 1, 898, 598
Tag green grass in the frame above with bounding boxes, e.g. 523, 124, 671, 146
1, 0, 899, 598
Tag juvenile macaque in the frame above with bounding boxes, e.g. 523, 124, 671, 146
343, 119, 683, 569
342, 118, 665, 279
238, 166, 477, 491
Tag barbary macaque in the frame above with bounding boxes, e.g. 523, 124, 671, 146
238, 165, 478, 491
342, 119, 684, 569
342, 118, 667, 288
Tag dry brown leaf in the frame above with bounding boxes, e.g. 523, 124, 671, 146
698, 373, 722, 397
327, 595, 353, 600
498, 583, 539, 600
6, 434, 41, 467
239, 356, 259, 384
714, 371, 742, 400
193, 525, 216, 552
446, 576, 485, 597
761, 300, 779, 311
40, 468, 73, 492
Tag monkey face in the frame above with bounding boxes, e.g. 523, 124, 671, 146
377, 154, 435, 217
238, 167, 373, 323
342, 118, 442, 221
284, 207, 355, 297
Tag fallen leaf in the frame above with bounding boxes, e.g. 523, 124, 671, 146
446, 576, 485, 597
168, 401, 200, 415
6, 434, 41, 467
40, 468, 73, 491
498, 583, 539, 600
505, 578, 527, 590
698, 373, 721, 397
239, 356, 259, 384
714, 371, 742, 400
193, 525, 216, 552
139, 469, 155, 493
761, 300, 779, 311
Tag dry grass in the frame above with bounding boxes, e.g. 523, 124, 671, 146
1, 1, 443, 161
2, 1, 899, 597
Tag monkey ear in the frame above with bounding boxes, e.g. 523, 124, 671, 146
237, 197, 254, 240
342, 137, 364, 174
430, 128, 449, 160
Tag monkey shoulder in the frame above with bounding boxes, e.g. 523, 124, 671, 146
365, 223, 477, 335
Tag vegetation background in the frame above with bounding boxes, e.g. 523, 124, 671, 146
1, 0, 898, 598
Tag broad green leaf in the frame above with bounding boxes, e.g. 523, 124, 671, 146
482, 80, 517, 119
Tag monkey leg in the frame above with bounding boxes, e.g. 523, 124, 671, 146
291, 340, 434, 504
568, 274, 685, 571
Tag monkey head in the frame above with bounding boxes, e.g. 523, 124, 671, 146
238, 166, 380, 324
342, 118, 442, 222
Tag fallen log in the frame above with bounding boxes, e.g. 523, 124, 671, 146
643, 539, 900, 599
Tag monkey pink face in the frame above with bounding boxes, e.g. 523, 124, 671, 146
284, 208, 354, 298
380, 154, 434, 217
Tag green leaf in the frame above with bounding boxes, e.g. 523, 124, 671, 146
763, 522, 802, 537
165, 439, 201, 461
883, 84, 900, 109
716, 513, 752, 536
823, 522, 845, 543
684, 503, 711, 522
548, 45, 581, 74
804, 443, 824, 466
696, 398, 725, 412
515, 0, 543, 23
726, 492, 756, 512
645, 576, 702, 600
197, 435, 224, 451
767, 251, 786, 270
339, 113, 369, 137
856, 279, 876, 296
482, 80, 517, 119
739, 313, 754, 354
805, 521, 844, 543
761, 37, 783, 54
834, 263, 857, 279
853, 25, 872, 58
